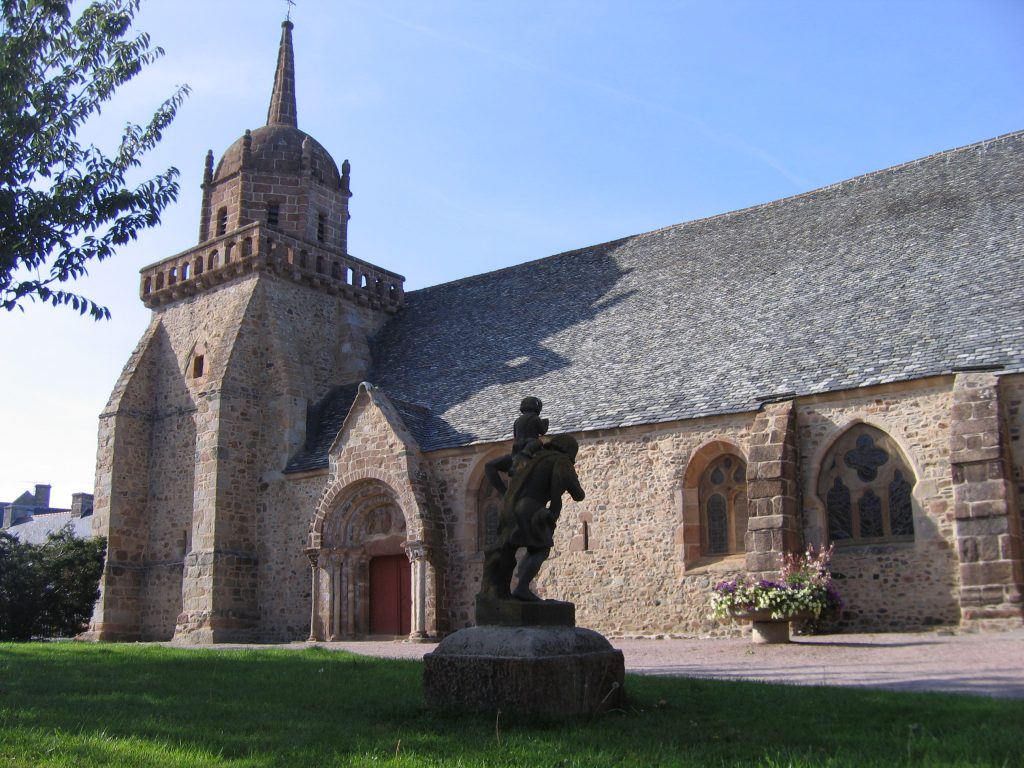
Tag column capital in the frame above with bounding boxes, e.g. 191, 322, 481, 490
404, 539, 429, 562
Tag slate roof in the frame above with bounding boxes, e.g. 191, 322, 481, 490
361, 131, 1024, 452
283, 383, 440, 473
284, 383, 361, 473
5, 512, 93, 545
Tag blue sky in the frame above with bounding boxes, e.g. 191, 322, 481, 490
2, 0, 1023, 508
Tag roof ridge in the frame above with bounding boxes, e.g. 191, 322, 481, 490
406, 129, 1024, 298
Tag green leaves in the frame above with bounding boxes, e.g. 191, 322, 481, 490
0, 527, 107, 640
0, 0, 188, 319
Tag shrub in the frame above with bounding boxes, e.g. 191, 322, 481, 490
0, 526, 106, 640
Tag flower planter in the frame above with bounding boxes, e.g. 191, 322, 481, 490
727, 608, 812, 644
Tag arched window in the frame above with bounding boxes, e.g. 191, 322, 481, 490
817, 425, 916, 543
699, 454, 748, 556
216, 207, 228, 237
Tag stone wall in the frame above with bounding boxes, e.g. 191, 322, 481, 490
91, 280, 1023, 641
1003, 374, 1024, 524
90, 265, 391, 642
797, 377, 962, 630
949, 372, 1023, 628
309, 386, 444, 640
427, 413, 757, 638
85, 321, 161, 641
424, 376, 1017, 638
257, 473, 324, 641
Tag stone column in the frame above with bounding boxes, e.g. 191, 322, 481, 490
346, 554, 358, 638
405, 540, 430, 641
745, 400, 802, 577
306, 549, 320, 641
949, 372, 1023, 629
330, 554, 343, 640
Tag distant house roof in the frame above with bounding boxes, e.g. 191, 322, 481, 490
366, 130, 1024, 452
8, 491, 35, 507
5, 512, 93, 545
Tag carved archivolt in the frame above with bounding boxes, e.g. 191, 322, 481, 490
320, 480, 407, 551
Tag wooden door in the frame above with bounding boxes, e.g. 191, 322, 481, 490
369, 554, 411, 635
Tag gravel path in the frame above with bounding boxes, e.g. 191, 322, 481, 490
233, 628, 1024, 699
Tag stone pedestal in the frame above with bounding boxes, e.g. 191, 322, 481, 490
750, 619, 791, 644
423, 598, 625, 717
729, 608, 810, 644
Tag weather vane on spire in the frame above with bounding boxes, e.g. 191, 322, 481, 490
285, 0, 296, 21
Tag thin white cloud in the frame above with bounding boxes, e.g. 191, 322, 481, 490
353, 2, 811, 189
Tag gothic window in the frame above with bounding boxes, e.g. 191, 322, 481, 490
699, 454, 748, 556
889, 470, 914, 536
476, 477, 502, 553
817, 425, 916, 543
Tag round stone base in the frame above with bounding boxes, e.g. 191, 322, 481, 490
423, 626, 625, 717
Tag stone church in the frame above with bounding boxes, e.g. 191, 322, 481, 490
85, 21, 1023, 643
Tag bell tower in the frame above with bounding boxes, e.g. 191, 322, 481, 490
87, 20, 404, 643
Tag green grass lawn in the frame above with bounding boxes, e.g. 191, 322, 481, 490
0, 643, 1020, 767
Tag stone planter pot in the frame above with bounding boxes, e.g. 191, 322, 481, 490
727, 608, 812, 644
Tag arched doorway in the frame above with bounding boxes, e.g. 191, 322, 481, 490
311, 479, 410, 639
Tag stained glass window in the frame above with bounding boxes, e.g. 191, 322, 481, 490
826, 477, 852, 540
699, 454, 748, 557
707, 495, 728, 554
858, 489, 884, 538
889, 470, 914, 536
817, 425, 916, 543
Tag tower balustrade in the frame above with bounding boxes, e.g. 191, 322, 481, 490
139, 222, 405, 311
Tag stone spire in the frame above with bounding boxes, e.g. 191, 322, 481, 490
267, 20, 297, 127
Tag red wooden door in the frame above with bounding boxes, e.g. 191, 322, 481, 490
369, 554, 411, 635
